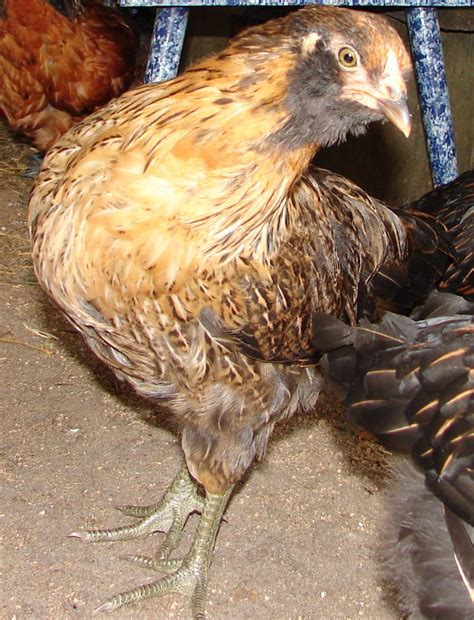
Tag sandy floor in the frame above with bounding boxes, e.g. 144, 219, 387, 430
0, 122, 401, 620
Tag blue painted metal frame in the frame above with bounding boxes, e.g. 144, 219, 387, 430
120, 0, 467, 185
145, 8, 189, 82
122, 1, 471, 5
406, 8, 458, 184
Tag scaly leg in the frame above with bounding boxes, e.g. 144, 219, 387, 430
95, 487, 232, 617
71, 465, 233, 618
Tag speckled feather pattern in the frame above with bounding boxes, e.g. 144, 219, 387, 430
29, 6, 418, 494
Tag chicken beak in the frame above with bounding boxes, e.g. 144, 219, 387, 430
376, 94, 412, 138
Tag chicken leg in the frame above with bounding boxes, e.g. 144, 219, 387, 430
70, 466, 233, 617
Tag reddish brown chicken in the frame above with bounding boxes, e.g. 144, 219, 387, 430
27, 6, 448, 617
0, 0, 136, 151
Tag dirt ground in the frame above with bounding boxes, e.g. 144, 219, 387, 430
0, 120, 403, 620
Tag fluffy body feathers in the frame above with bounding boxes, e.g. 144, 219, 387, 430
0, 0, 136, 150
384, 460, 474, 619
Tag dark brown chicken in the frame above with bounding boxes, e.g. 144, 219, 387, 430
28, 6, 443, 616
320, 298, 474, 618
384, 459, 474, 619
0, 0, 136, 151
319, 171, 474, 618
318, 170, 474, 524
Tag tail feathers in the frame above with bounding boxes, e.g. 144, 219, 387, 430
318, 295, 473, 525
411, 289, 474, 320
317, 310, 419, 395
317, 311, 426, 451
349, 399, 420, 452
426, 464, 474, 529
382, 459, 474, 619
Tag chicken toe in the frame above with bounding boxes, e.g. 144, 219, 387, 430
93, 486, 233, 618
70, 466, 203, 559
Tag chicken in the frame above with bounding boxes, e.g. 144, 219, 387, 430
384, 460, 474, 619
318, 171, 474, 618
28, 6, 439, 616
0, 0, 136, 151
320, 299, 474, 617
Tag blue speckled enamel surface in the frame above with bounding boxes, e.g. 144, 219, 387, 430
406, 8, 459, 185
144, 8, 189, 82
121, 1, 466, 184
121, 1, 471, 5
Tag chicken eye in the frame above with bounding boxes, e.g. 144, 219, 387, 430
338, 47, 358, 68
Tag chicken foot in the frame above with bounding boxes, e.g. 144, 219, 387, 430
70, 465, 233, 617
71, 466, 203, 560
94, 485, 233, 618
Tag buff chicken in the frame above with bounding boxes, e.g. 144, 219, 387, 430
319, 170, 474, 618
27, 6, 461, 617
0, 0, 136, 151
